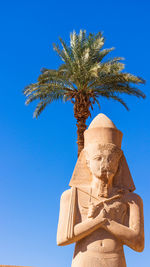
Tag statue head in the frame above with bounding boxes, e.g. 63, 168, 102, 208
69, 114, 135, 193
85, 143, 122, 185
84, 114, 123, 187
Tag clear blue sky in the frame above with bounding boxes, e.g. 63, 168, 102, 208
0, 0, 150, 266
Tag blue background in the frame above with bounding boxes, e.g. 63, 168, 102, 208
0, 0, 149, 266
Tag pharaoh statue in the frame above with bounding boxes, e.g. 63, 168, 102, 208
57, 114, 144, 267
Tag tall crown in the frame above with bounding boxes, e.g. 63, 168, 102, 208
84, 113, 123, 148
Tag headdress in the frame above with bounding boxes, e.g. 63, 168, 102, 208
84, 113, 123, 148
69, 113, 135, 192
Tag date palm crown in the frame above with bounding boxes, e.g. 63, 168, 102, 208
24, 30, 145, 156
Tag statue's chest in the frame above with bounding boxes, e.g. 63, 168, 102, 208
76, 189, 128, 224
104, 200, 128, 224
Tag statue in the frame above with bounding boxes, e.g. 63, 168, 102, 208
57, 114, 144, 267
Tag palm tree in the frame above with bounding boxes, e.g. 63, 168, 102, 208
24, 30, 145, 157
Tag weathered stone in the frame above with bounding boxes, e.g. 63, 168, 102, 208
57, 113, 144, 267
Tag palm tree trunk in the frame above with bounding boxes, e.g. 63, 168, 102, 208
76, 118, 87, 157
74, 93, 91, 157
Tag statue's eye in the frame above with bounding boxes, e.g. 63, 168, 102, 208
97, 156, 102, 161
93, 155, 102, 160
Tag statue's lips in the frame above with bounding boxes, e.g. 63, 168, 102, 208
100, 170, 114, 175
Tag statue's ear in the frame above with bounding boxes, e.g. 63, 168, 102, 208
113, 153, 136, 192
69, 149, 92, 187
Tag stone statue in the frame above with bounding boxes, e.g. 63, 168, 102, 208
57, 114, 144, 267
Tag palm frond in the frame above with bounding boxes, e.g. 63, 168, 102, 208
94, 97, 101, 109
37, 69, 76, 90
96, 47, 115, 62
24, 29, 146, 120
108, 94, 129, 110
94, 90, 129, 110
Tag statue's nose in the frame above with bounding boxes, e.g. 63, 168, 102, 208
101, 166, 107, 173
101, 158, 109, 168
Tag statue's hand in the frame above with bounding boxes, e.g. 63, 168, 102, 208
100, 208, 107, 218
88, 203, 108, 220
88, 203, 97, 218
97, 208, 108, 226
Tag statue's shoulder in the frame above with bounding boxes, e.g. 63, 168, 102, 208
124, 191, 143, 205
60, 188, 72, 202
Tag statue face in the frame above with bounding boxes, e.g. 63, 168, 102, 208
85, 144, 122, 182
